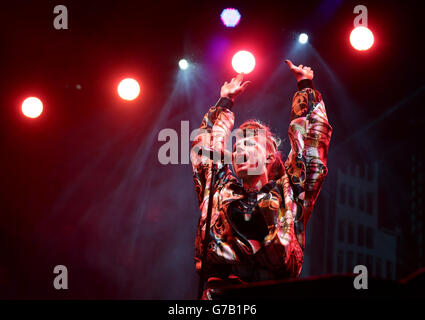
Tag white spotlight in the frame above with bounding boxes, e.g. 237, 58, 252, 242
298, 33, 309, 44
117, 78, 141, 101
179, 59, 189, 70
231, 50, 256, 74
22, 97, 43, 118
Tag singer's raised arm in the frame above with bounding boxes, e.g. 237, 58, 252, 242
283, 60, 332, 225
190, 102, 234, 207
190, 74, 250, 207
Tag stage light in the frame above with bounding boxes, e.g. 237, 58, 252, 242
299, 33, 309, 44
220, 8, 241, 27
117, 78, 140, 101
350, 26, 374, 51
232, 50, 255, 74
22, 97, 43, 118
179, 59, 189, 70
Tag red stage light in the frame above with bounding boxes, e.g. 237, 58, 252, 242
231, 50, 256, 74
350, 26, 374, 51
22, 97, 43, 118
117, 78, 140, 101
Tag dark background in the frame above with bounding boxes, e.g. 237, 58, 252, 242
0, 0, 424, 299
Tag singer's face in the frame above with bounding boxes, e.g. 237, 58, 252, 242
232, 136, 267, 179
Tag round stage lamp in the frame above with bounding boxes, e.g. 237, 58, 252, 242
179, 59, 189, 70
232, 50, 256, 74
22, 97, 43, 118
117, 78, 140, 101
350, 26, 374, 51
299, 33, 309, 44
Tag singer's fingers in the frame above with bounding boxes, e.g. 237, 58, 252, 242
241, 81, 251, 89
285, 59, 295, 69
235, 73, 244, 84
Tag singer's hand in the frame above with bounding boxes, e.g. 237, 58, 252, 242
285, 60, 314, 82
220, 73, 251, 101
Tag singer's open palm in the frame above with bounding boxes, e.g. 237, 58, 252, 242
220, 73, 251, 100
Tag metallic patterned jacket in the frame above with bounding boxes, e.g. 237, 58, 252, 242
191, 83, 332, 284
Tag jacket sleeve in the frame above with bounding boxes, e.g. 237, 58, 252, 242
190, 101, 235, 207
255, 82, 332, 276
284, 83, 332, 224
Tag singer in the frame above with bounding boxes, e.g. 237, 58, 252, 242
190, 60, 332, 300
